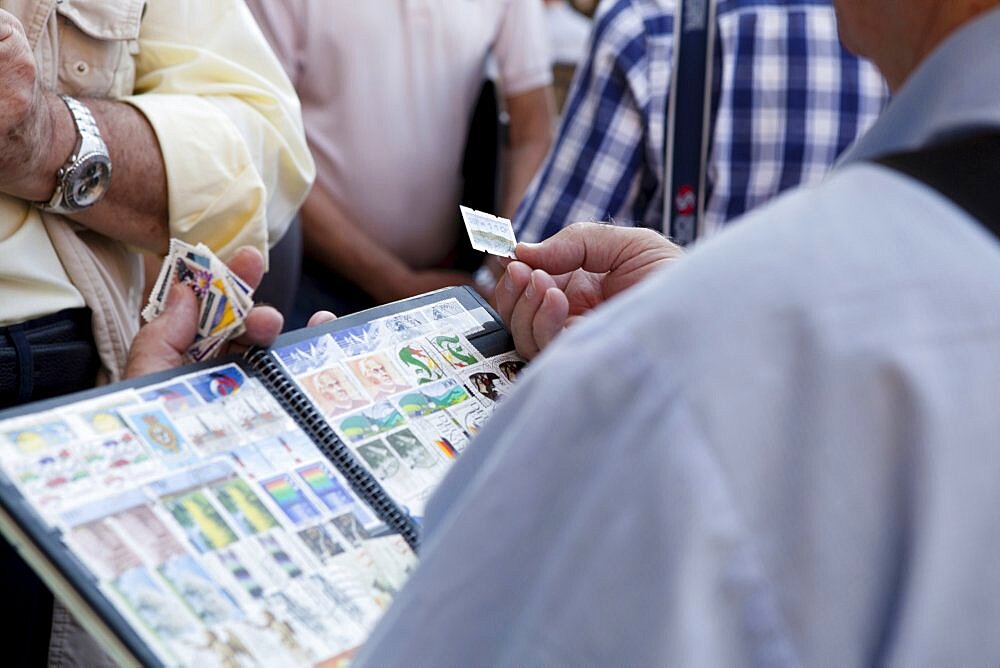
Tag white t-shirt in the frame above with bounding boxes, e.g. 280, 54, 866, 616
546, 0, 592, 64
249, 0, 553, 268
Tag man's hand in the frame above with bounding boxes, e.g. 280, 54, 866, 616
495, 223, 683, 358
125, 248, 284, 378
0, 10, 56, 197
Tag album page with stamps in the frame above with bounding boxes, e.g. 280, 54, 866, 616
0, 287, 524, 668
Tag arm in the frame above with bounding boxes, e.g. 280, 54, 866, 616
1, 2, 313, 260
499, 86, 555, 218
0, 13, 169, 253
478, 13, 646, 292
123, 0, 314, 265
301, 185, 472, 304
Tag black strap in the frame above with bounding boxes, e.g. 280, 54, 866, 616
664, 0, 717, 245
874, 132, 1000, 239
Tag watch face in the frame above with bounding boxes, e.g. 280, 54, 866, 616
64, 153, 112, 209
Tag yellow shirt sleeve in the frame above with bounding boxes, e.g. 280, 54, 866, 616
122, 0, 315, 266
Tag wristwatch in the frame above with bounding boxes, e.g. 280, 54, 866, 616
38, 95, 112, 214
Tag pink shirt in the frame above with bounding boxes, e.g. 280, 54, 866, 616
248, 0, 552, 268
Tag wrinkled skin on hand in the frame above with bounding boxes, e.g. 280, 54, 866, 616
495, 223, 684, 359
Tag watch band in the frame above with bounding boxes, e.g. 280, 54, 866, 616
38, 95, 112, 214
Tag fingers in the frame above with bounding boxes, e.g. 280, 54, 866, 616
534, 287, 570, 352
236, 305, 283, 349
495, 261, 532, 329
127, 247, 283, 377
514, 222, 681, 276
307, 311, 338, 327
496, 261, 574, 358
509, 269, 566, 359
125, 283, 199, 378
226, 246, 267, 291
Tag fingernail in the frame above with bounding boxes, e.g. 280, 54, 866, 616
525, 276, 536, 300
497, 272, 511, 295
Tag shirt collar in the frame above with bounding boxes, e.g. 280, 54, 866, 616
839, 6, 1000, 165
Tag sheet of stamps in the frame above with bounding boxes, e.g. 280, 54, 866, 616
274, 296, 527, 520
0, 362, 417, 667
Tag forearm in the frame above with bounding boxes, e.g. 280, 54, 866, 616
501, 137, 553, 219
117, 0, 315, 262
500, 87, 555, 218
75, 98, 168, 253
1, 92, 169, 254
300, 185, 410, 302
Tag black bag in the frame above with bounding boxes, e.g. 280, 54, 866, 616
875, 132, 1000, 237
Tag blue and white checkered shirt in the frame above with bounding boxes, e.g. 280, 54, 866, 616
514, 0, 889, 242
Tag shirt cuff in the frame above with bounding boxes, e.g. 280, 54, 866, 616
122, 93, 269, 265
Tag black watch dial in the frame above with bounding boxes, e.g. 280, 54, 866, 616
64, 153, 112, 210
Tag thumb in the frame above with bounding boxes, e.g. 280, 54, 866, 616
157, 282, 200, 354
224, 246, 265, 292
515, 222, 679, 276
512, 222, 633, 275
125, 283, 199, 378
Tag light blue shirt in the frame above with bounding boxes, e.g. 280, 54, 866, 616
358, 8, 1000, 666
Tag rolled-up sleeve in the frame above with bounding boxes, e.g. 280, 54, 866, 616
122, 0, 315, 264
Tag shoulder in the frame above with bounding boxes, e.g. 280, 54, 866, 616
566, 0, 672, 90
591, 0, 673, 48
565, 163, 1000, 382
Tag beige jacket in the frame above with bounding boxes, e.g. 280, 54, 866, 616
4, 0, 147, 384
5, 1, 146, 665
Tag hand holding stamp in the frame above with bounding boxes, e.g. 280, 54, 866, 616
495, 223, 684, 359
131, 245, 282, 375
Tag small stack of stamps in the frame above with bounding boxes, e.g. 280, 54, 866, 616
459, 205, 518, 257
143, 239, 254, 362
